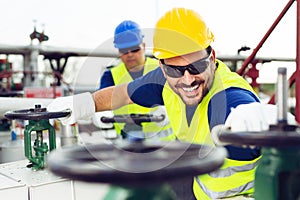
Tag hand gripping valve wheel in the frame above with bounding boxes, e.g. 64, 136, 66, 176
100, 113, 165, 142
218, 67, 300, 200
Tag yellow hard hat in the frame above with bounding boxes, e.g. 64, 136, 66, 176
153, 7, 214, 59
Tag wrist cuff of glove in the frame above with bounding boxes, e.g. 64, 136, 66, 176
73, 92, 95, 120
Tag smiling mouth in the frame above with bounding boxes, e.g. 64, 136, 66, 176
179, 80, 203, 93
182, 84, 199, 92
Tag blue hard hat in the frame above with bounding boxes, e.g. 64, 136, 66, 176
113, 20, 144, 49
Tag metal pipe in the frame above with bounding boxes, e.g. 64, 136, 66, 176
60, 124, 79, 147
295, 0, 300, 123
276, 67, 288, 123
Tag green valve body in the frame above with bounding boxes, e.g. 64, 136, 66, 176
255, 147, 300, 200
24, 119, 56, 170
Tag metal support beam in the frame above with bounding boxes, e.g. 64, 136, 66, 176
295, 0, 300, 123
237, 0, 295, 76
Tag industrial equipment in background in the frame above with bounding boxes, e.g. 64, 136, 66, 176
0, 100, 110, 200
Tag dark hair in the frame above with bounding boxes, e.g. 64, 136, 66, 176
206, 45, 212, 55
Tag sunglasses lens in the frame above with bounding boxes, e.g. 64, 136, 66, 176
163, 65, 183, 78
119, 46, 141, 54
163, 59, 210, 78
119, 49, 127, 54
131, 48, 141, 53
190, 60, 210, 74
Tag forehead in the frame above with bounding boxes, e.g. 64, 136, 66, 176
164, 49, 208, 65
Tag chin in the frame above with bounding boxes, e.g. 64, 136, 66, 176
179, 91, 203, 106
181, 97, 200, 106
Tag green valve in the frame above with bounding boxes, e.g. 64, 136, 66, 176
4, 104, 71, 170
218, 127, 300, 200
104, 185, 177, 200
24, 119, 56, 170
255, 147, 300, 200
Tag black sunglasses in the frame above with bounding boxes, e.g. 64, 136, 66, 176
119, 46, 141, 55
161, 51, 212, 78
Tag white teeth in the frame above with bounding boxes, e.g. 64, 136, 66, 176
183, 85, 199, 92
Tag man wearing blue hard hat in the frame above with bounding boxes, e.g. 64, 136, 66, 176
97, 20, 172, 140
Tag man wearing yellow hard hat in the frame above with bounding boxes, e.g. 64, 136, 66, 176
48, 8, 285, 199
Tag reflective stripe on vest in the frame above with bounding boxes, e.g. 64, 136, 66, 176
195, 178, 254, 199
194, 156, 260, 198
111, 57, 172, 134
162, 60, 260, 199
208, 159, 259, 178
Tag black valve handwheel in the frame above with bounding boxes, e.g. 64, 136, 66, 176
219, 129, 300, 147
4, 104, 71, 120
47, 141, 227, 185
101, 114, 165, 124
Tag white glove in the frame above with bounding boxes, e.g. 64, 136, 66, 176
150, 106, 170, 127
225, 102, 296, 132
211, 124, 230, 146
211, 102, 297, 146
92, 111, 114, 129
47, 92, 95, 125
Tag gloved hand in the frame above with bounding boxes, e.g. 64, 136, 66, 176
225, 102, 296, 132
47, 92, 95, 125
211, 102, 297, 146
150, 106, 170, 127
211, 124, 230, 146
92, 111, 114, 129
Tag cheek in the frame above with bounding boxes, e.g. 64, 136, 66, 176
199, 70, 212, 81
205, 71, 215, 87
165, 77, 178, 87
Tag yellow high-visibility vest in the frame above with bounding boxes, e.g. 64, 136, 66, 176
162, 60, 260, 199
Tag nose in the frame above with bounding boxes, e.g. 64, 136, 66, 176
181, 69, 195, 84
